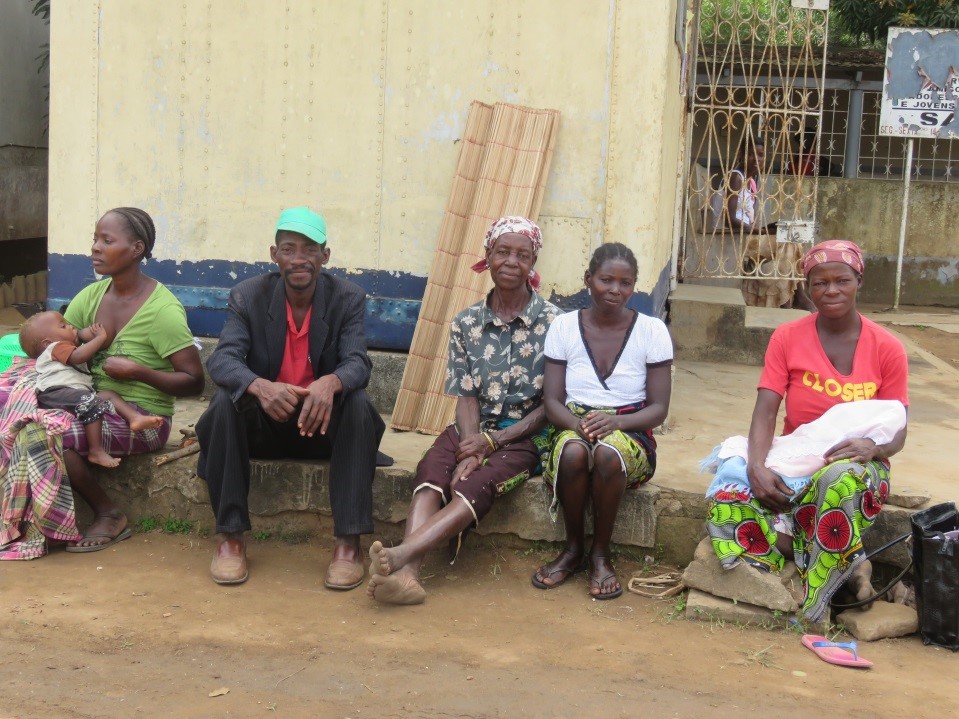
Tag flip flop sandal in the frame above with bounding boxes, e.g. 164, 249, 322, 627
589, 570, 624, 600
531, 557, 588, 590
801, 634, 873, 669
65, 527, 133, 553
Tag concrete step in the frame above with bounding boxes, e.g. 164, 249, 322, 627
744, 306, 808, 330
84, 399, 918, 569
668, 283, 807, 365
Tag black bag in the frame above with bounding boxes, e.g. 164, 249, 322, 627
911, 502, 959, 651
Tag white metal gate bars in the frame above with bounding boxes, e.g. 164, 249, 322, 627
683, 0, 830, 284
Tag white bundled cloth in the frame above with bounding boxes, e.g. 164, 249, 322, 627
703, 399, 907, 500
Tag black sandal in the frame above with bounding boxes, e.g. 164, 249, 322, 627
531, 552, 587, 590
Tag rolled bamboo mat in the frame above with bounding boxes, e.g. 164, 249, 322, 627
391, 102, 559, 434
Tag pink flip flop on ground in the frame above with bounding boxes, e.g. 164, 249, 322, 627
801, 634, 873, 669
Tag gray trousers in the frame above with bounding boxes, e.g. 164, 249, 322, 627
196, 387, 385, 536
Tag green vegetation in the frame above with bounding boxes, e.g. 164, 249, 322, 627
133, 515, 195, 535
133, 516, 159, 533
246, 529, 315, 543
698, 0, 959, 50
831, 0, 959, 46
162, 517, 195, 535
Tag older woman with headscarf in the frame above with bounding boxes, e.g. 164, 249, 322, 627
704, 240, 909, 622
367, 217, 560, 605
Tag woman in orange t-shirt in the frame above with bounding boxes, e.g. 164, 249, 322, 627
706, 240, 908, 622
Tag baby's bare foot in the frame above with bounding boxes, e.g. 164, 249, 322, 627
367, 571, 426, 605
128, 415, 164, 432
88, 449, 120, 468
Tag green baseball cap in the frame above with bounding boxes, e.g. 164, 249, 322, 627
275, 206, 327, 245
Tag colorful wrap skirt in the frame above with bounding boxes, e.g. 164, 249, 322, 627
543, 402, 657, 521
706, 458, 890, 622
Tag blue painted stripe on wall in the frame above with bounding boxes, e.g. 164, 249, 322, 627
48, 253, 671, 351
47, 254, 429, 300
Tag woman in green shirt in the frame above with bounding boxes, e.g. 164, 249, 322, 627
56, 208, 204, 551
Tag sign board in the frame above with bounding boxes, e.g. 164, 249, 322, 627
880, 27, 959, 139
776, 220, 815, 246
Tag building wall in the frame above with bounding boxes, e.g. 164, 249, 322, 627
48, 0, 684, 347
0, 1, 49, 147
818, 177, 958, 307
0, 2, 49, 242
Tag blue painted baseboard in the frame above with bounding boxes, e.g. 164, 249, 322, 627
48, 254, 672, 351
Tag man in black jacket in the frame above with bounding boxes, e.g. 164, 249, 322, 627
196, 207, 384, 589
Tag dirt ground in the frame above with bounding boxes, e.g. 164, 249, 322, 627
892, 325, 959, 368
2, 306, 958, 718
3, 535, 959, 719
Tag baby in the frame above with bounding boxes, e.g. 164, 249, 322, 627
19, 311, 163, 468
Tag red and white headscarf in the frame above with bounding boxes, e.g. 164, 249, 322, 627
470, 216, 544, 291
801, 239, 864, 277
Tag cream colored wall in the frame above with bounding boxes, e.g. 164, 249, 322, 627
50, 1, 683, 300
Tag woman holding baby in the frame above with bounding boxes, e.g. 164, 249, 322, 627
0, 207, 203, 557
705, 240, 909, 622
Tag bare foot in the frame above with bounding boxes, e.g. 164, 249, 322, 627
848, 559, 874, 609
128, 415, 164, 432
887, 580, 916, 609
74, 513, 128, 549
367, 570, 426, 605
369, 540, 400, 577
87, 449, 121, 468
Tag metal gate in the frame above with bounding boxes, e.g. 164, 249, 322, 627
681, 0, 830, 289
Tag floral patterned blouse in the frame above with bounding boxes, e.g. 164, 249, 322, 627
445, 291, 561, 430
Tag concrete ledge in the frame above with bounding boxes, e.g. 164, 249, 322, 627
85, 452, 659, 549
669, 284, 745, 306
744, 306, 807, 330
82, 448, 917, 569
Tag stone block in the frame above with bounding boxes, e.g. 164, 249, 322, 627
479, 479, 660, 547
837, 602, 918, 641
682, 538, 799, 612
864, 505, 913, 568
685, 589, 788, 628
368, 350, 407, 415
886, 487, 931, 509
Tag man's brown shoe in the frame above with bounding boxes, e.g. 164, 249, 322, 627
210, 534, 248, 585
324, 542, 365, 590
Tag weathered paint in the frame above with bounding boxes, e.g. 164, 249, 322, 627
883, 29, 959, 137
48, 252, 672, 349
48, 1, 684, 342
